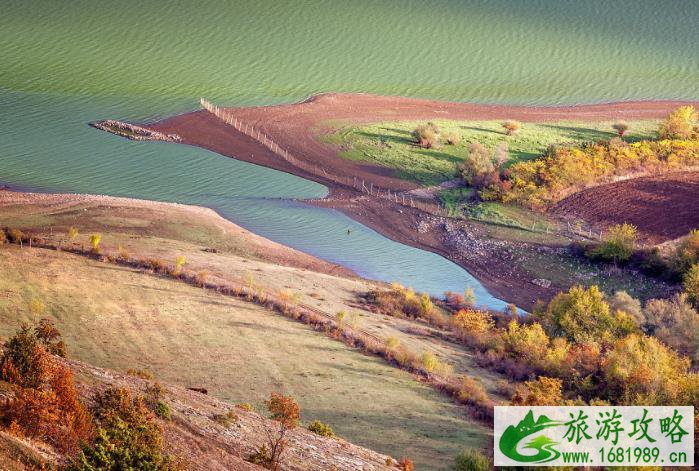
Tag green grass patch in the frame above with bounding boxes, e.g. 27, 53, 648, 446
323, 119, 659, 185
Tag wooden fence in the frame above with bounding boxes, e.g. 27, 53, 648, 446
200, 98, 603, 241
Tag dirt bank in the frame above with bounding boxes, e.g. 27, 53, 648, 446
139, 93, 695, 308
0, 189, 354, 278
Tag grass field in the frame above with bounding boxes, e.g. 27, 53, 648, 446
324, 119, 659, 185
0, 246, 489, 469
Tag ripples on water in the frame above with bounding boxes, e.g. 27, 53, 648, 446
1, 0, 697, 309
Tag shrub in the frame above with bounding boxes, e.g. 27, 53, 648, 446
492, 142, 509, 168
612, 121, 629, 137
399, 457, 414, 471
89, 233, 101, 253
443, 132, 461, 145
385, 336, 400, 350
501, 120, 520, 136
0, 321, 92, 453
535, 285, 629, 343
236, 403, 254, 412
117, 245, 129, 261
70, 387, 171, 470
421, 351, 439, 374
457, 376, 490, 407
683, 263, 699, 307
213, 410, 238, 428
511, 376, 564, 406
0, 230, 6, 245
155, 401, 171, 420
672, 229, 699, 276
148, 258, 165, 272
589, 223, 637, 265
7, 228, 24, 244
411, 123, 440, 148
659, 105, 697, 139
492, 136, 699, 207
307, 419, 335, 438
126, 368, 154, 379
196, 270, 208, 287
453, 448, 493, 471
601, 334, 694, 405
643, 294, 699, 363
459, 142, 495, 187
68, 226, 78, 241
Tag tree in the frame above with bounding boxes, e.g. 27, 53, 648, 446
1, 321, 92, 453
536, 285, 621, 343
590, 223, 637, 265
70, 387, 171, 470
68, 226, 78, 241
501, 120, 521, 136
89, 233, 101, 253
612, 121, 629, 137
493, 142, 509, 168
607, 291, 643, 327
659, 105, 697, 139
459, 142, 495, 187
601, 334, 693, 405
643, 294, 699, 363
261, 393, 300, 471
173, 255, 186, 276
683, 264, 699, 307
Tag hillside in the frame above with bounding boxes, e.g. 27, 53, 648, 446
0, 190, 502, 469
0, 356, 395, 470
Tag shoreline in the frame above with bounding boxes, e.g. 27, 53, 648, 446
113, 93, 695, 308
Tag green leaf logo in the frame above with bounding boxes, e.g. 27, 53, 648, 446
499, 410, 564, 463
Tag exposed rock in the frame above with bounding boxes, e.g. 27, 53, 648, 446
90, 120, 182, 142
531, 278, 552, 288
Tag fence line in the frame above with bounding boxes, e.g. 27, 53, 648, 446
199, 98, 601, 241
199, 98, 439, 213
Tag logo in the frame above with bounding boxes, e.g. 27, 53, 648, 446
494, 406, 694, 467
499, 410, 563, 463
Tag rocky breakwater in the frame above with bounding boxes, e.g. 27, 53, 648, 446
90, 119, 181, 142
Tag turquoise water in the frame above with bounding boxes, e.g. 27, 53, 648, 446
1, 1, 697, 309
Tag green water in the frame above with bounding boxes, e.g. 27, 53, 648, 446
3, 0, 697, 105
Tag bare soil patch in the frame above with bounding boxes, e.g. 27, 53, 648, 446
552, 172, 699, 244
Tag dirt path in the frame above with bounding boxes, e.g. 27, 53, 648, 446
140, 93, 697, 308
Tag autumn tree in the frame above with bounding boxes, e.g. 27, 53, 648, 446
601, 334, 694, 405
89, 233, 101, 253
258, 393, 300, 471
535, 285, 634, 343
590, 223, 637, 264
659, 105, 697, 139
612, 121, 629, 137
0, 320, 92, 453
70, 387, 172, 470
501, 120, 521, 136
511, 376, 564, 406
